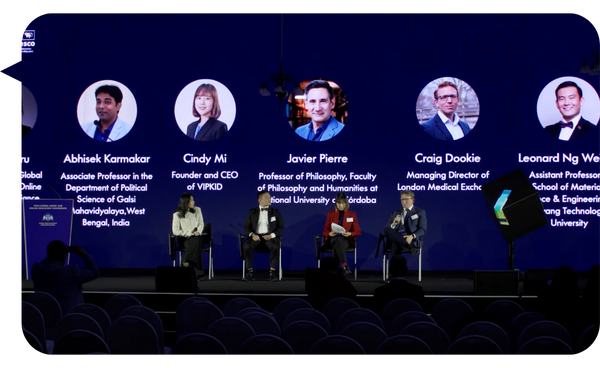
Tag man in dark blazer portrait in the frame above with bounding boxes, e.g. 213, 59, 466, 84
383, 190, 427, 256
242, 190, 284, 281
421, 81, 470, 141
544, 81, 597, 141
373, 255, 424, 313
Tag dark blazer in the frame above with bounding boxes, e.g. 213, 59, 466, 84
243, 207, 284, 238
385, 206, 427, 248
373, 279, 425, 313
544, 117, 596, 141
322, 209, 361, 247
421, 114, 470, 141
186, 118, 228, 141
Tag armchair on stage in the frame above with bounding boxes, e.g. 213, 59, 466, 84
168, 223, 214, 279
314, 235, 357, 281
375, 233, 422, 281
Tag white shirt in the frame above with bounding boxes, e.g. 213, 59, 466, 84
558, 114, 582, 141
401, 205, 414, 225
172, 207, 204, 237
255, 207, 276, 238
438, 110, 465, 140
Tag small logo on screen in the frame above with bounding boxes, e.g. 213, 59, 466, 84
42, 213, 54, 221
22, 30, 36, 53
494, 190, 511, 226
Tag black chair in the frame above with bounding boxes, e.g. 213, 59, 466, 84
169, 222, 214, 279
53, 330, 110, 354
375, 233, 422, 281
25, 291, 63, 340
172, 333, 228, 354
309, 335, 365, 354
17, 325, 44, 358
314, 235, 357, 281
238, 234, 282, 280
238, 334, 294, 354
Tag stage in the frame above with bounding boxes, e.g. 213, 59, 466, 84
21, 269, 489, 294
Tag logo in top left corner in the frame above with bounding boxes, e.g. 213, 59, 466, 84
22, 30, 36, 53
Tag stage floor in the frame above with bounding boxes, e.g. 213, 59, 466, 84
22, 269, 508, 296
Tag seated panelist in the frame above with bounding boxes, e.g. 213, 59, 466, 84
383, 190, 426, 256
321, 192, 361, 275
242, 190, 284, 281
172, 192, 205, 279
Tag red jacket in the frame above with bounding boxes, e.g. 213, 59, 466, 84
322, 209, 361, 247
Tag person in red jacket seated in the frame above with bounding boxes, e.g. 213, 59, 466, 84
321, 192, 361, 275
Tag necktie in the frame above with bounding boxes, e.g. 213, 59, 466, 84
261, 207, 268, 211
560, 121, 573, 129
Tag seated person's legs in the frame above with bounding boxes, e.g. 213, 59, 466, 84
384, 227, 410, 255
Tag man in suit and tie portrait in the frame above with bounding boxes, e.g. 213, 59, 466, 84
421, 81, 471, 141
294, 80, 344, 142
242, 190, 284, 281
544, 81, 596, 141
383, 190, 427, 256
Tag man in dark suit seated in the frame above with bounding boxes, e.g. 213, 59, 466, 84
373, 255, 424, 313
242, 190, 284, 281
544, 81, 597, 141
383, 190, 427, 256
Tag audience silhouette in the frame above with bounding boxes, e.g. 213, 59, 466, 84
24, 259, 598, 354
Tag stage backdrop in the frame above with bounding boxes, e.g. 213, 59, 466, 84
9, 14, 599, 272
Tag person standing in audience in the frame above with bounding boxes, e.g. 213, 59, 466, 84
32, 241, 100, 314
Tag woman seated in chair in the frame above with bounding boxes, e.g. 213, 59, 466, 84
321, 192, 361, 275
172, 193, 205, 279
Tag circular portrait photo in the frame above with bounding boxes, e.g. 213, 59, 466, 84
77, 80, 137, 143
287, 79, 348, 142
22, 85, 38, 138
174, 79, 236, 141
537, 77, 600, 141
416, 77, 480, 141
